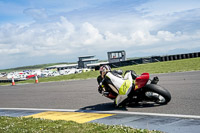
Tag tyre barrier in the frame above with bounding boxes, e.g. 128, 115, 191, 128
161, 52, 200, 61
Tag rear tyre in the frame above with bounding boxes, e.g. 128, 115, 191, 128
143, 84, 171, 105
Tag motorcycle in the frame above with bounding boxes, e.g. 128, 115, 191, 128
97, 71, 171, 106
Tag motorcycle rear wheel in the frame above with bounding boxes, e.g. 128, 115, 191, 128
143, 84, 171, 105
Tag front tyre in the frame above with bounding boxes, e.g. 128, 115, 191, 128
143, 84, 171, 105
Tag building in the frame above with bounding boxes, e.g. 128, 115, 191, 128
78, 55, 98, 68
46, 64, 78, 71
107, 50, 126, 63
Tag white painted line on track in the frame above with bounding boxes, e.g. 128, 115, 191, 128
0, 108, 77, 112
1, 108, 200, 119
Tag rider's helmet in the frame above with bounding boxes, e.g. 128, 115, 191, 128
99, 65, 111, 74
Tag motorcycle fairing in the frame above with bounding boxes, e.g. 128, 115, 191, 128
135, 73, 149, 90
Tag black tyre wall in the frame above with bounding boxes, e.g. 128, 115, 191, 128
143, 84, 171, 104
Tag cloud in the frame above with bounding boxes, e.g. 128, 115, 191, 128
130, 31, 158, 45
136, 0, 200, 16
0, 16, 200, 58
0, 0, 200, 69
23, 8, 48, 20
74, 22, 103, 46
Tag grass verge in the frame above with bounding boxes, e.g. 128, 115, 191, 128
118, 57, 200, 74
0, 116, 160, 133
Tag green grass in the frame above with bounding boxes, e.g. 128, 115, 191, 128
118, 57, 200, 74
0, 116, 160, 133
1, 57, 200, 86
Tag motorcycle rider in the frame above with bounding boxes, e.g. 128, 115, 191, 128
97, 65, 137, 107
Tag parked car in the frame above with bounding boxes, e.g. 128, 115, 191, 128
26, 74, 35, 79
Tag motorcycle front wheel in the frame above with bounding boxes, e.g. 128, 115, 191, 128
143, 84, 171, 105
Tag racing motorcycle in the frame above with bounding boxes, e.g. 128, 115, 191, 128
97, 71, 171, 106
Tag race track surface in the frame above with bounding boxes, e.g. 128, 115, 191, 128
0, 71, 200, 116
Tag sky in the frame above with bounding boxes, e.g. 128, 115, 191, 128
0, 0, 200, 69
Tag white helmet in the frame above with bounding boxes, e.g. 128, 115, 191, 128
99, 65, 111, 73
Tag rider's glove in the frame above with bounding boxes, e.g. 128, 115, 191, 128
98, 85, 103, 94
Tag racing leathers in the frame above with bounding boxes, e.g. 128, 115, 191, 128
97, 70, 134, 107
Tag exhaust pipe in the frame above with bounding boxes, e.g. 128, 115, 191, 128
151, 76, 159, 84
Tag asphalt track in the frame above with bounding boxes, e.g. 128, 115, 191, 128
1, 71, 200, 115
1, 71, 200, 132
